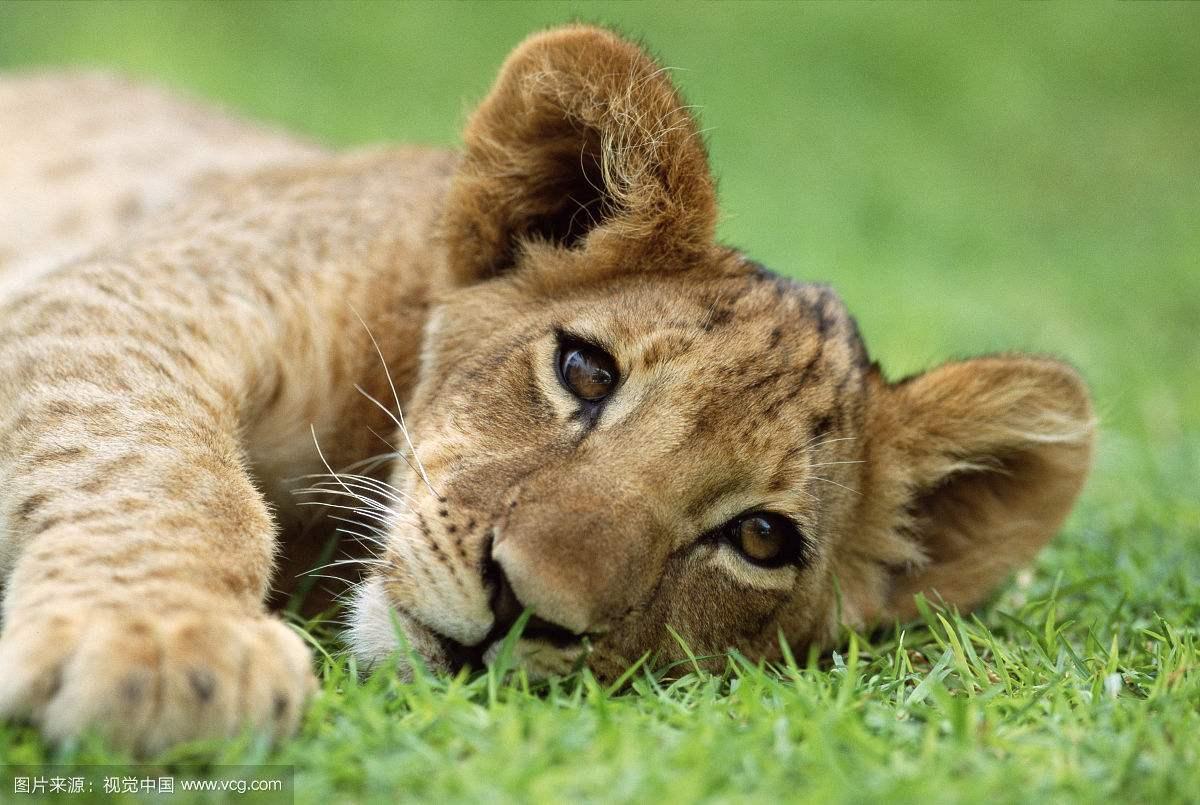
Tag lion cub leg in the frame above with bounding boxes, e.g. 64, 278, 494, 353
0, 268, 315, 753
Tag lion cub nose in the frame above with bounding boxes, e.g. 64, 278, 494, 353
489, 500, 656, 636
485, 547, 587, 641
489, 539, 592, 635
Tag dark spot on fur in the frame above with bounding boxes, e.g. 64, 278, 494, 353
53, 209, 85, 237
812, 293, 836, 337
15, 493, 50, 525
36, 514, 64, 532
78, 472, 115, 495
115, 194, 143, 224
265, 373, 285, 409
189, 668, 216, 703
119, 345, 172, 377
810, 414, 835, 442
273, 692, 289, 719
760, 390, 794, 419
91, 279, 124, 300
41, 155, 93, 180
845, 314, 870, 368
742, 369, 785, 396
520, 356, 555, 422
795, 340, 825, 389
45, 667, 64, 699
447, 524, 458, 534
115, 496, 150, 515
28, 445, 87, 467
768, 327, 783, 349
746, 260, 774, 281
438, 508, 449, 518
121, 673, 148, 704
745, 261, 794, 298
701, 305, 734, 331
835, 369, 857, 401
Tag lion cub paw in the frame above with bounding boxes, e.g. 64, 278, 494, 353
0, 610, 316, 754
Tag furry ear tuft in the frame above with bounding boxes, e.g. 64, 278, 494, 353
440, 25, 718, 286
862, 355, 1096, 620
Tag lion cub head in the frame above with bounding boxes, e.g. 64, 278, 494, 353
348, 26, 1094, 679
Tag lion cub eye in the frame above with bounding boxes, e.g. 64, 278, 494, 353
557, 340, 619, 402
725, 513, 807, 568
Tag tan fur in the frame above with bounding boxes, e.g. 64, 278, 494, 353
0, 26, 1094, 751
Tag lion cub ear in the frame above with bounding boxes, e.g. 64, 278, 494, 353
865, 356, 1096, 620
440, 25, 717, 287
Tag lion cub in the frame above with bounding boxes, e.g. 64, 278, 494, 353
0, 26, 1093, 752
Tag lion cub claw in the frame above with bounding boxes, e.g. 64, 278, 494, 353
0, 610, 315, 755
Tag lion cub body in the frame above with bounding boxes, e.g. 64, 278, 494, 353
0, 28, 1093, 753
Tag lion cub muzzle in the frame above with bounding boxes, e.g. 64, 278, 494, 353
488, 485, 663, 637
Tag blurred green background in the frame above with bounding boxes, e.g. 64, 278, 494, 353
1, 0, 1197, 495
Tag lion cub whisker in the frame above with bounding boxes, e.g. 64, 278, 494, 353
809, 476, 861, 496
351, 307, 439, 499
294, 499, 396, 526
294, 484, 402, 514
801, 435, 859, 451
295, 472, 415, 506
307, 556, 391, 575
353, 384, 440, 499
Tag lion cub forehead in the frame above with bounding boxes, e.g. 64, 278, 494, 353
563, 262, 870, 376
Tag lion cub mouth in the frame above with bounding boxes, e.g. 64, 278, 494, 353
434, 613, 587, 672
347, 563, 594, 677
436, 560, 593, 671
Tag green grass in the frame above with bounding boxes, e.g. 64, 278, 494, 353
1, 1, 1198, 802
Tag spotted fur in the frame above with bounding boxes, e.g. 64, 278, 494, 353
0, 27, 1094, 751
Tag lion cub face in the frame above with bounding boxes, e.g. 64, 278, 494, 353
349, 26, 1094, 678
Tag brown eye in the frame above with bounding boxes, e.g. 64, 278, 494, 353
726, 513, 807, 568
557, 341, 619, 402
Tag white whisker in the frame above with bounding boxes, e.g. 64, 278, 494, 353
328, 516, 388, 540
300, 572, 361, 586
802, 434, 859, 451
328, 515, 421, 546
297, 471, 413, 504
339, 533, 389, 554
307, 557, 390, 575
350, 306, 440, 498
811, 476, 860, 496
303, 477, 412, 507
365, 425, 401, 456
308, 424, 372, 506
354, 384, 440, 499
339, 450, 402, 475
294, 486, 392, 512
295, 500, 400, 527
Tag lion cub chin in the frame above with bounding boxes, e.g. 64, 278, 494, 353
0, 26, 1094, 753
